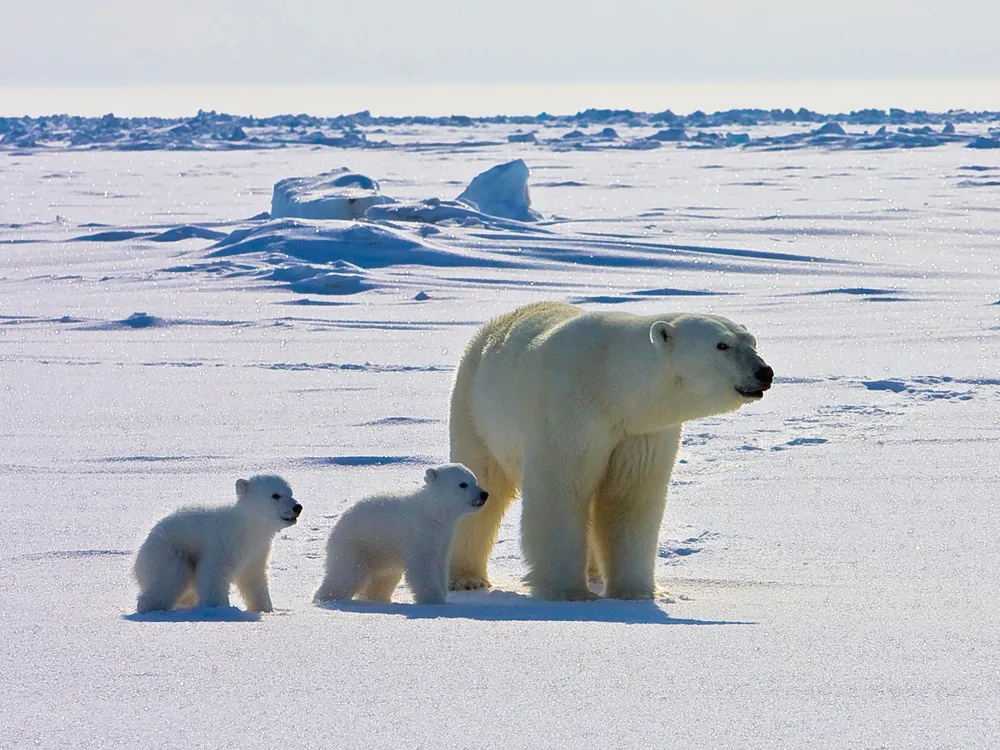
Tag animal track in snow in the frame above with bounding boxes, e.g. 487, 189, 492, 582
770, 437, 829, 451
658, 530, 722, 563
859, 376, 991, 401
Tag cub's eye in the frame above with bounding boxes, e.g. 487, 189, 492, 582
459, 482, 468, 489
271, 493, 281, 500
717, 342, 730, 351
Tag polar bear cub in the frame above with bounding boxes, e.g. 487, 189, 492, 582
314, 464, 488, 606
134, 475, 302, 614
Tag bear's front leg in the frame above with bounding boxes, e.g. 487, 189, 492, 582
405, 544, 449, 605
520, 439, 610, 601
236, 554, 273, 612
194, 554, 233, 609
593, 428, 680, 600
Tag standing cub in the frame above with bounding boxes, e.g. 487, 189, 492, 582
314, 464, 487, 605
134, 475, 302, 613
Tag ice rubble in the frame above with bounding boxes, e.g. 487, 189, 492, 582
268, 160, 541, 225
270, 168, 396, 220
456, 159, 542, 222
5, 107, 1000, 153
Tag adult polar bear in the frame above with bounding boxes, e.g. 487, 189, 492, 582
448, 301, 773, 601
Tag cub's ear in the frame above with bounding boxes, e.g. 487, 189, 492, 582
650, 321, 675, 349
235, 478, 251, 500
425, 467, 438, 484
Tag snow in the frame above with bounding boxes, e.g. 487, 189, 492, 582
456, 159, 542, 222
2, 110, 1000, 749
269, 168, 395, 220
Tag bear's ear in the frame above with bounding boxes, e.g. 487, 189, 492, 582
235, 478, 251, 500
650, 321, 675, 350
425, 467, 438, 484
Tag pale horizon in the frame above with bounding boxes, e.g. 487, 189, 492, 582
3, 79, 999, 119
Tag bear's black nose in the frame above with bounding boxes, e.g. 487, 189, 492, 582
479, 491, 489, 501
755, 365, 774, 386
293, 503, 303, 515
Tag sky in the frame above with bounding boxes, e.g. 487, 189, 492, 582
3, 0, 999, 86
2, 1, 998, 115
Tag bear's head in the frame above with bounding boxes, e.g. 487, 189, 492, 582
424, 463, 489, 515
648, 314, 773, 423
235, 474, 303, 528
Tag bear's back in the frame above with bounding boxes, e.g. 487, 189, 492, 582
147, 505, 236, 557
332, 494, 424, 562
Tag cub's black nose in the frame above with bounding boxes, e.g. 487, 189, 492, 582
293, 503, 303, 515
479, 491, 489, 502
755, 365, 774, 386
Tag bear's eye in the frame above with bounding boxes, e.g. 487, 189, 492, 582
459, 482, 468, 489
271, 493, 281, 500
717, 342, 730, 351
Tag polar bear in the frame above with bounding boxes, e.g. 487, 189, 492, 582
448, 301, 773, 601
314, 464, 488, 606
134, 475, 302, 613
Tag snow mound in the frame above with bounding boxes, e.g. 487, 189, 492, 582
103, 312, 165, 329
264, 260, 377, 296
149, 225, 228, 242
508, 130, 537, 143
649, 128, 688, 141
365, 197, 546, 232
813, 122, 847, 135
286, 270, 376, 295
456, 159, 542, 222
270, 168, 396, 220
968, 137, 1000, 149
207, 219, 496, 268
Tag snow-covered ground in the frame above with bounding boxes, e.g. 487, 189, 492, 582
2, 114, 999, 748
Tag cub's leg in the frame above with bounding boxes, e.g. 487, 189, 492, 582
359, 569, 404, 603
314, 545, 369, 602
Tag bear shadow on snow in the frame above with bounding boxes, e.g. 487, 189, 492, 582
315, 590, 756, 626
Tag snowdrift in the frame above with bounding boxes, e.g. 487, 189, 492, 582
207, 219, 499, 269
270, 169, 396, 220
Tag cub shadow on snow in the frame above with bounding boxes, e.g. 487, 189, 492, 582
123, 606, 261, 623
12, 549, 132, 562
316, 590, 755, 625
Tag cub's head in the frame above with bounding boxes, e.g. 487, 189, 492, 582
235, 474, 303, 527
649, 314, 773, 420
424, 463, 488, 515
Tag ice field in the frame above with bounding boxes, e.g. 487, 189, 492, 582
2, 108, 999, 747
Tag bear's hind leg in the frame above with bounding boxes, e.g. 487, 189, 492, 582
593, 428, 679, 600
176, 586, 198, 608
194, 554, 233, 609
586, 534, 605, 588
135, 551, 194, 614
448, 441, 517, 591
359, 569, 403, 603
314, 546, 369, 603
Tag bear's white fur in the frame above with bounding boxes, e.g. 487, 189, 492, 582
448, 301, 773, 600
134, 475, 302, 613
314, 464, 488, 606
